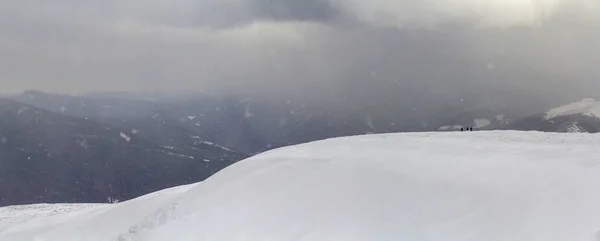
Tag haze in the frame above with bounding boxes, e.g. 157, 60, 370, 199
1, 0, 600, 110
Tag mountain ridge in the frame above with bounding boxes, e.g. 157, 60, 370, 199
2, 131, 600, 241
0, 98, 248, 206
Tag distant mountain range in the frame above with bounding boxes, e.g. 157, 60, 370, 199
3, 90, 600, 206
13, 90, 390, 154
508, 99, 600, 133
0, 98, 247, 206
434, 98, 600, 133
14, 90, 600, 149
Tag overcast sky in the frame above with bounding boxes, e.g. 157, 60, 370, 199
1, 0, 600, 108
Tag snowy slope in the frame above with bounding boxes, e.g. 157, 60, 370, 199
508, 99, 600, 133
3, 131, 600, 241
545, 98, 600, 120
0, 204, 105, 235
474, 118, 491, 128
0, 183, 198, 240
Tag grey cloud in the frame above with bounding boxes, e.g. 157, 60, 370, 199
1, 0, 600, 112
331, 0, 600, 28
251, 0, 339, 22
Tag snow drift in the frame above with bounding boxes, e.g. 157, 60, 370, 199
2, 131, 600, 241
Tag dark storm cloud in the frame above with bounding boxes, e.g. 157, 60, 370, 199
1, 0, 600, 111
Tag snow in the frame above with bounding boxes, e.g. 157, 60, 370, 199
496, 114, 505, 121
474, 118, 491, 128
17, 107, 29, 114
438, 125, 463, 131
545, 98, 600, 120
438, 125, 451, 130
119, 132, 131, 142
59, 106, 66, 112
0, 204, 105, 234
187, 116, 196, 120
157, 150, 194, 159
0, 184, 197, 241
3, 131, 600, 241
199, 141, 234, 152
566, 122, 584, 133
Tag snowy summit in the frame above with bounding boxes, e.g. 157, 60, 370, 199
2, 131, 600, 241
545, 98, 600, 120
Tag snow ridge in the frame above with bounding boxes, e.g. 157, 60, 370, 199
474, 118, 491, 128
3, 131, 600, 241
566, 122, 584, 133
545, 98, 600, 120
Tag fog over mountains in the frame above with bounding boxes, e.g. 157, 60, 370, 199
1, 0, 600, 111
0, 95, 248, 206
1, 87, 600, 206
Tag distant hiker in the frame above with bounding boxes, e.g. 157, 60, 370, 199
470, 127, 474, 131
461, 128, 464, 132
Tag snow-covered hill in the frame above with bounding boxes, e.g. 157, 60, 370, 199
509, 99, 600, 133
2, 131, 600, 241
545, 98, 600, 120
435, 109, 514, 131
